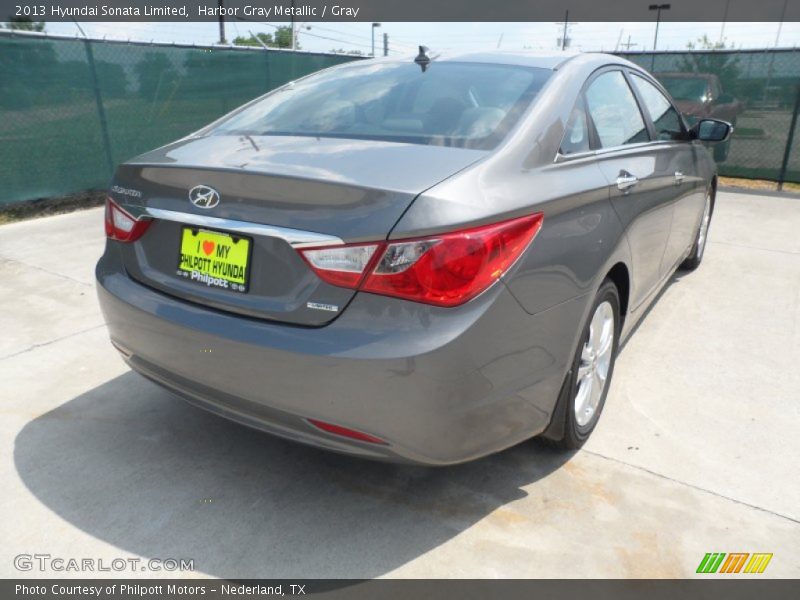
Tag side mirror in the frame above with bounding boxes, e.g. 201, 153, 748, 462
691, 119, 732, 143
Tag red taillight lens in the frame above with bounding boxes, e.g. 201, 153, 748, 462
104, 197, 151, 242
307, 419, 387, 445
299, 213, 543, 307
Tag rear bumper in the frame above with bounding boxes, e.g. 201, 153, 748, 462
96, 248, 586, 465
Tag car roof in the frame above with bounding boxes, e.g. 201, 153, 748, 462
431, 50, 582, 70
657, 72, 717, 79
366, 50, 633, 71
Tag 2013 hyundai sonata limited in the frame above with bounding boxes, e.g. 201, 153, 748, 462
96, 50, 731, 464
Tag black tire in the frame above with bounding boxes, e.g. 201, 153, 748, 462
550, 279, 621, 450
681, 190, 713, 271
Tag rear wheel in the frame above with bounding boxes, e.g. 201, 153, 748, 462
551, 279, 621, 449
681, 191, 712, 271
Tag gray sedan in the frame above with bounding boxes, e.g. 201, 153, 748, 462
96, 51, 730, 464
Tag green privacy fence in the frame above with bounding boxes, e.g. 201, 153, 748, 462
0, 31, 359, 205
617, 49, 800, 185
2, 36, 799, 206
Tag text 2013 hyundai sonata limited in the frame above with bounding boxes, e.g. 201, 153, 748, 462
96, 51, 731, 464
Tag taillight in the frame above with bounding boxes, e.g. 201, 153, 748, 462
299, 213, 543, 307
105, 197, 151, 242
298, 243, 380, 288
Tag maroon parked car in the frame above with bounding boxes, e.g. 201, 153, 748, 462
657, 73, 741, 161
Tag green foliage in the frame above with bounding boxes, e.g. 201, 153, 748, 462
686, 34, 728, 51
5, 17, 45, 31
679, 35, 741, 82
233, 27, 297, 49
330, 48, 365, 56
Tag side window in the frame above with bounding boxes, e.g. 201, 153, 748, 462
585, 71, 649, 148
560, 100, 591, 155
630, 73, 684, 141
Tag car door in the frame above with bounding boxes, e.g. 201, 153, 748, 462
627, 70, 706, 273
583, 68, 678, 310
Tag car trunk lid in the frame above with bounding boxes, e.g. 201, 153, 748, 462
111, 134, 485, 326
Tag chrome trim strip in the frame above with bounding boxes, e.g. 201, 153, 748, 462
554, 140, 681, 163
143, 207, 344, 248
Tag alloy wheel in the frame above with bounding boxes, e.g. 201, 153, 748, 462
574, 301, 615, 428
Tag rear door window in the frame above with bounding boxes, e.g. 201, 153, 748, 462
630, 73, 684, 141
584, 70, 649, 148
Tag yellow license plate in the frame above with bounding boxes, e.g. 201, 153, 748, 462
177, 228, 251, 293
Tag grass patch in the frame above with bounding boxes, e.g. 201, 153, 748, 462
0, 190, 106, 224
719, 176, 800, 193
731, 127, 766, 138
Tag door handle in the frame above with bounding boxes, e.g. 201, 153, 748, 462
616, 172, 639, 191
674, 171, 685, 184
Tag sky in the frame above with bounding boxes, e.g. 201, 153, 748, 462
42, 21, 800, 55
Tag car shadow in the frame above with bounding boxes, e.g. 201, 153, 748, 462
14, 371, 575, 579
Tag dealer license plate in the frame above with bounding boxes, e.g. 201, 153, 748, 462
177, 228, 251, 293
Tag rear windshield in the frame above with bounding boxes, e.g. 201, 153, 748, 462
210, 61, 552, 149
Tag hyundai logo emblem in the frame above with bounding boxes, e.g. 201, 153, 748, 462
188, 185, 220, 209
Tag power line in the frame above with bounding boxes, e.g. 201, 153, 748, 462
302, 23, 417, 52
233, 17, 397, 54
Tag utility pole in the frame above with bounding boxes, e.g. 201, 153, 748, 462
217, 0, 225, 44
383, 32, 388, 57
763, 0, 788, 103
649, 4, 671, 51
775, 0, 788, 47
555, 10, 576, 51
719, 0, 730, 44
777, 82, 800, 190
620, 35, 638, 51
291, 0, 296, 50
371, 22, 381, 56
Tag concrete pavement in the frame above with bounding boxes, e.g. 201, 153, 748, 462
1, 191, 798, 578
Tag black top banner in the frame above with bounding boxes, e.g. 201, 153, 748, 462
2, 0, 800, 22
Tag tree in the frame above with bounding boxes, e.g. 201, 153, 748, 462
5, 17, 45, 31
686, 34, 727, 51
330, 49, 365, 56
679, 35, 741, 83
234, 32, 273, 47
233, 27, 297, 49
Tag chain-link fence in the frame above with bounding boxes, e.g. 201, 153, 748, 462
0, 31, 359, 205
618, 49, 800, 185
2, 35, 799, 206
